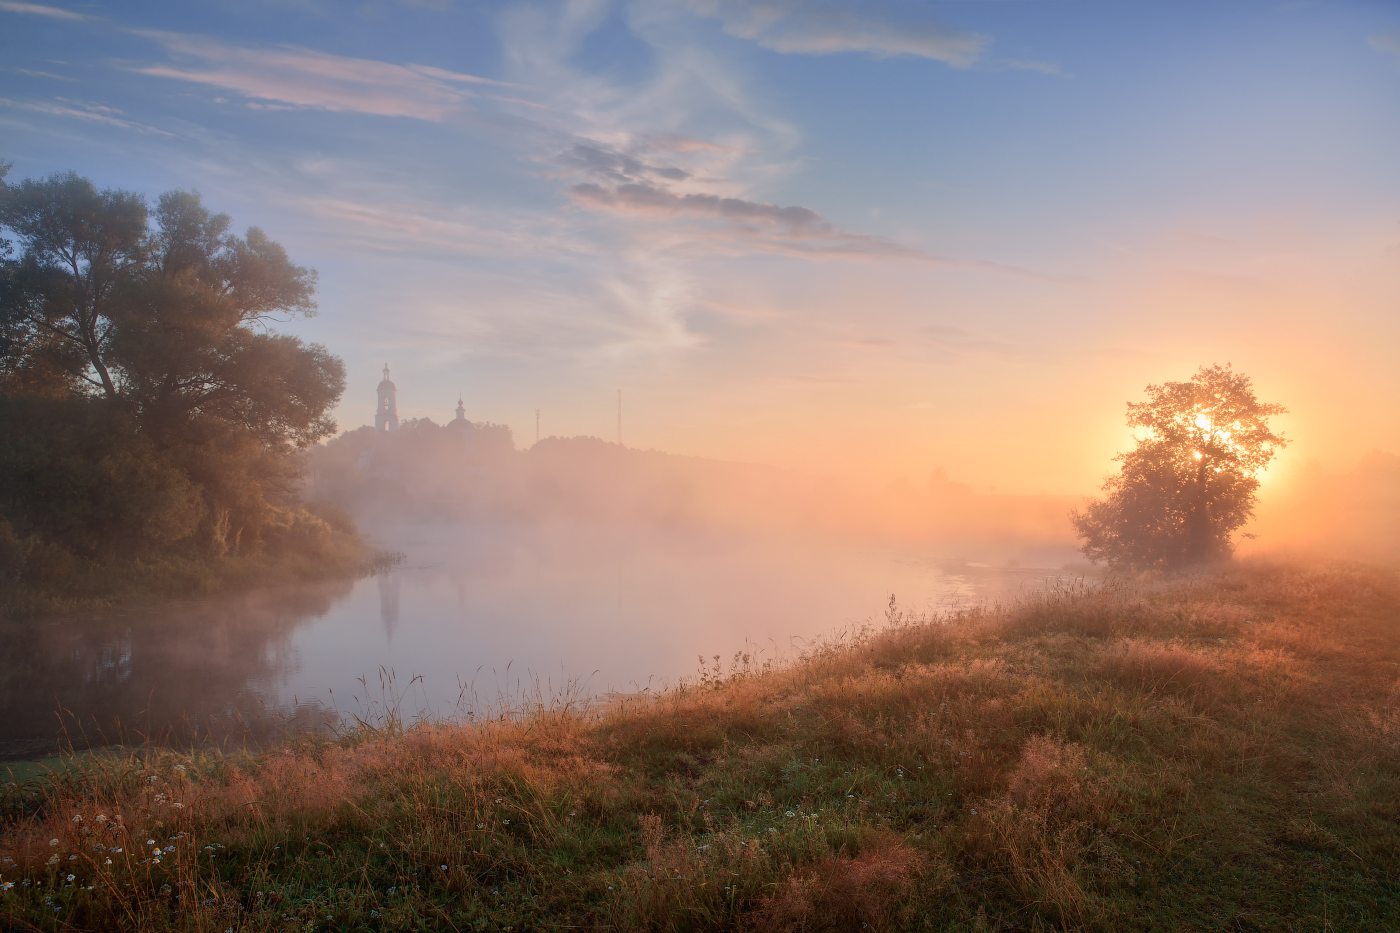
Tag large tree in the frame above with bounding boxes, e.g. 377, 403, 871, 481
1072, 364, 1287, 569
0, 167, 346, 559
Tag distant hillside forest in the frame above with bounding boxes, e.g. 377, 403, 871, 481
0, 166, 374, 615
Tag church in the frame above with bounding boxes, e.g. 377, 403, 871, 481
373, 364, 474, 439
358, 364, 478, 478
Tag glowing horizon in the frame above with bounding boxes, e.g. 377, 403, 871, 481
2, 0, 1396, 499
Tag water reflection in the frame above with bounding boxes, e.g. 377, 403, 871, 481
0, 522, 1070, 761
0, 582, 353, 760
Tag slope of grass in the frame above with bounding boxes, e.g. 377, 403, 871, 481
1, 561, 1397, 931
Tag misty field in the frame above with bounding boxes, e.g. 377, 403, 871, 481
2, 562, 1397, 932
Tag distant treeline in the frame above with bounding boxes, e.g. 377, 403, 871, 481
0, 165, 372, 614
306, 421, 1081, 564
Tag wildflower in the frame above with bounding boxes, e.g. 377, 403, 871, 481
476, 823, 484, 829
95, 815, 107, 823
171, 802, 183, 809
370, 910, 381, 919
784, 811, 795, 817
970, 809, 978, 815
147, 840, 155, 845
441, 864, 448, 871
173, 765, 185, 772
47, 855, 59, 865
71, 815, 83, 823
112, 848, 122, 853
66, 874, 75, 881
503, 820, 510, 824
164, 846, 175, 853
49, 839, 59, 847
104, 859, 112, 865
0, 881, 11, 892
153, 848, 162, 856
386, 887, 397, 895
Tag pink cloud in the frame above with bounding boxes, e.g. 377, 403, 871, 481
134, 33, 522, 121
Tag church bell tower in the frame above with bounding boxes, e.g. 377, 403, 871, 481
375, 364, 399, 435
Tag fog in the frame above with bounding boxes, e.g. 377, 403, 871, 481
1243, 450, 1400, 562
304, 418, 1086, 570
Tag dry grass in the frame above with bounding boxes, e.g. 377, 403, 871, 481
2, 560, 1398, 931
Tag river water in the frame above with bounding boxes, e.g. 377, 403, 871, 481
0, 522, 1066, 761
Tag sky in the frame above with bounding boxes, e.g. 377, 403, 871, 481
2, 0, 1398, 495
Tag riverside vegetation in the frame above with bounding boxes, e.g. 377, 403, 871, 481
1, 561, 1396, 931
0, 167, 379, 616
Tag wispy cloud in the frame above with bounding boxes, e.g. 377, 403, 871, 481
14, 67, 79, 81
568, 181, 931, 259
0, 96, 174, 135
0, 1, 85, 20
1005, 59, 1064, 77
680, 0, 987, 66
1370, 31, 1400, 61
132, 32, 525, 120
556, 143, 692, 184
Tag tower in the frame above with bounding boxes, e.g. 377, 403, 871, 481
447, 393, 474, 442
375, 364, 399, 435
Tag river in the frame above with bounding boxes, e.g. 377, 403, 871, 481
0, 521, 1069, 761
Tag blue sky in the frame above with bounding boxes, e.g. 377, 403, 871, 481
3, 0, 1398, 493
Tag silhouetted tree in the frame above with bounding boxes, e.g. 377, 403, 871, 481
0, 167, 350, 569
1072, 364, 1287, 569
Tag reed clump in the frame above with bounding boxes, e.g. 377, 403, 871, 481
1, 560, 1398, 931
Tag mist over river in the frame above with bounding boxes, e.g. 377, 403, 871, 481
0, 522, 1073, 761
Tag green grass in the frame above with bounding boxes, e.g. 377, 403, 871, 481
1, 561, 1397, 931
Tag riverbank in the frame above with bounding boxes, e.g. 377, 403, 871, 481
1, 561, 1397, 931
0, 514, 398, 620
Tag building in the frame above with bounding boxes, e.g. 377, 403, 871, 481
375, 364, 399, 435
448, 395, 475, 442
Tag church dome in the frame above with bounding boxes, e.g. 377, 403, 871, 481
377, 378, 396, 392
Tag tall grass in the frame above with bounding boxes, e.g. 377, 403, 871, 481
1, 560, 1397, 931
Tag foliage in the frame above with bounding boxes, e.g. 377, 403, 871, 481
1073, 364, 1287, 569
1, 563, 1397, 931
0, 167, 360, 610
0, 395, 202, 559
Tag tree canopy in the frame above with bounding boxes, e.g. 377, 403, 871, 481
1072, 364, 1287, 569
0, 165, 350, 573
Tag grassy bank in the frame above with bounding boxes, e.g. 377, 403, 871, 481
1, 562, 1397, 931
0, 510, 397, 619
